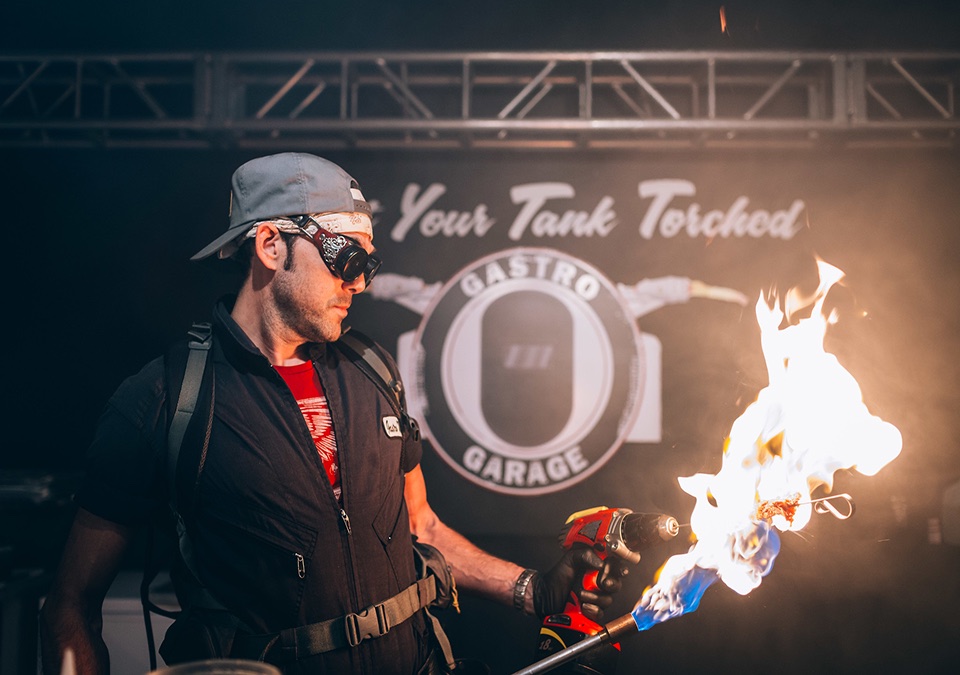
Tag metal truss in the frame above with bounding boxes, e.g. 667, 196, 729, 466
2, 50, 958, 150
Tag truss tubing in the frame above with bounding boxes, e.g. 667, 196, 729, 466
2, 50, 958, 149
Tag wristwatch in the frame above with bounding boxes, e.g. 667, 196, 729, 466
513, 568, 537, 612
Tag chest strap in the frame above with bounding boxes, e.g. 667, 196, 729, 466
233, 575, 450, 663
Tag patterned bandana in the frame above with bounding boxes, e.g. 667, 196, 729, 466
218, 211, 373, 259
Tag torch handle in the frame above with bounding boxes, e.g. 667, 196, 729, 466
510, 613, 638, 675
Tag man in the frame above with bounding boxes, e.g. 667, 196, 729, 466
40, 153, 621, 675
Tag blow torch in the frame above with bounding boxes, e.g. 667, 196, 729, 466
533, 507, 679, 675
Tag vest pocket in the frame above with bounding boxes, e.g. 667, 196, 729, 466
194, 497, 319, 626
372, 484, 407, 547
372, 486, 416, 590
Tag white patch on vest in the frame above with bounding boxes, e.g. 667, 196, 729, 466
382, 416, 403, 438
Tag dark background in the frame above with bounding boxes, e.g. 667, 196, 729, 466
3, 2, 960, 674
5, 0, 960, 53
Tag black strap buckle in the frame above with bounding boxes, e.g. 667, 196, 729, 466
403, 414, 421, 442
187, 322, 213, 350
344, 602, 390, 647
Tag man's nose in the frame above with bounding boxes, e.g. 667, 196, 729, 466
344, 275, 366, 293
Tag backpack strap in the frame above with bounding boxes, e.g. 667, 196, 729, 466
232, 575, 442, 662
143, 322, 217, 669
167, 322, 214, 513
334, 330, 420, 443
161, 322, 227, 613
336, 331, 402, 403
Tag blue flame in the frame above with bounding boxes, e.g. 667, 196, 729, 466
631, 566, 719, 631
631, 521, 781, 632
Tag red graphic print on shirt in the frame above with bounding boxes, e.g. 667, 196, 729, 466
274, 362, 342, 501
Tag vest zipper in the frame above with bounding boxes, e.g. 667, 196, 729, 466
295, 552, 306, 579
339, 508, 352, 535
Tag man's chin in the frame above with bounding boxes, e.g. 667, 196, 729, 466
323, 319, 345, 344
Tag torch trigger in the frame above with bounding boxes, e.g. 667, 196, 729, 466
812, 493, 855, 520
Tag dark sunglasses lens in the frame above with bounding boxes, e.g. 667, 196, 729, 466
334, 247, 369, 282
364, 255, 382, 284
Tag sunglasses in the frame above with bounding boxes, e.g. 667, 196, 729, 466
293, 215, 382, 286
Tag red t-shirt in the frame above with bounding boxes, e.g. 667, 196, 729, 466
274, 361, 342, 501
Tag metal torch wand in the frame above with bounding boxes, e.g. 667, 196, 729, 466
512, 613, 638, 675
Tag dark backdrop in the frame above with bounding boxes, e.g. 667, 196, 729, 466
3, 146, 959, 673
4, 1, 960, 673
5, 0, 960, 53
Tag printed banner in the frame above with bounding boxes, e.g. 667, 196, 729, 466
333, 151, 956, 538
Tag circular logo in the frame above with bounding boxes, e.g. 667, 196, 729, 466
413, 248, 645, 495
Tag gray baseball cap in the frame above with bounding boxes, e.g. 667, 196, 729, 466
191, 152, 372, 261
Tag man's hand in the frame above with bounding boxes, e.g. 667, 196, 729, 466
532, 549, 627, 621
404, 468, 629, 620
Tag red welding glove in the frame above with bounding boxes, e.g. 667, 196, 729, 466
532, 549, 627, 621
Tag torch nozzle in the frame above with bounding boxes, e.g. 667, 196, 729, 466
619, 513, 680, 552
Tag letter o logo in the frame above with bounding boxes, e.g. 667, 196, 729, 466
412, 248, 646, 495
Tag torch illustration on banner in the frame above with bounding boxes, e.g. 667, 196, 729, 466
513, 260, 903, 675
370, 249, 750, 495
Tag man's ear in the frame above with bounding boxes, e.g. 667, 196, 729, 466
253, 223, 285, 271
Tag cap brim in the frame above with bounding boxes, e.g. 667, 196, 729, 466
190, 224, 249, 261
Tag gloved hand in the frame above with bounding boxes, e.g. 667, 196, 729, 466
532, 549, 627, 621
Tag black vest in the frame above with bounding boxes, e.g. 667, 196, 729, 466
177, 304, 428, 674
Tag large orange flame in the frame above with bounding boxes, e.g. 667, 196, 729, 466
632, 260, 902, 630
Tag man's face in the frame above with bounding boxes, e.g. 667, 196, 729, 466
272, 230, 374, 344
